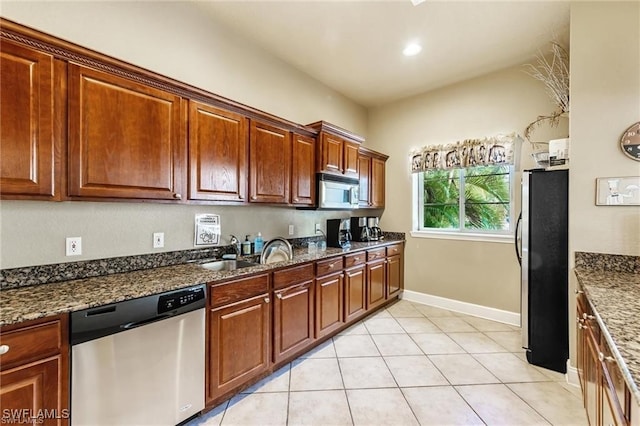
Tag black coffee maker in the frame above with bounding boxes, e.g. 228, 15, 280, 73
327, 219, 351, 249
350, 217, 371, 242
368, 217, 383, 241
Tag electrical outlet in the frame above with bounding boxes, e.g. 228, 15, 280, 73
153, 232, 164, 248
66, 237, 82, 256
288, 224, 294, 236
315, 223, 321, 233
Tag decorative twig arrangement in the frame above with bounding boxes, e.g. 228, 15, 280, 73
524, 42, 570, 142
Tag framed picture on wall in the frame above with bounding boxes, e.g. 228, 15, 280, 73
595, 176, 640, 206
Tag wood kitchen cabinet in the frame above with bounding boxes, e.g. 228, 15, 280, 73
272, 264, 315, 363
315, 257, 345, 338
249, 120, 291, 203
0, 40, 58, 199
0, 315, 69, 425
386, 243, 404, 298
291, 134, 316, 206
68, 63, 185, 201
188, 101, 248, 202
577, 289, 632, 426
358, 147, 388, 208
207, 274, 271, 405
308, 121, 362, 179
344, 253, 367, 322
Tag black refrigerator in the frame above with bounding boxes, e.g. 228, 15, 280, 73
515, 169, 568, 373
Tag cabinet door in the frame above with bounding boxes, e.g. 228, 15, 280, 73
319, 133, 343, 174
358, 154, 372, 207
188, 101, 247, 202
0, 40, 56, 198
343, 141, 359, 178
584, 325, 600, 426
68, 64, 185, 200
386, 255, 402, 298
371, 157, 386, 208
291, 134, 315, 205
315, 273, 344, 338
249, 121, 291, 203
344, 265, 366, 322
207, 294, 270, 403
273, 281, 315, 363
0, 356, 68, 425
367, 260, 386, 310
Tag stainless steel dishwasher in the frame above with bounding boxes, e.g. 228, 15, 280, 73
70, 285, 206, 426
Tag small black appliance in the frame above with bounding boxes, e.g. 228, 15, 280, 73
326, 218, 351, 249
350, 217, 371, 242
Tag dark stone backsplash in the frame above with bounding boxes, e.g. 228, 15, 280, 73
1, 231, 406, 290
575, 251, 640, 274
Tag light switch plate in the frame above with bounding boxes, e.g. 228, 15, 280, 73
288, 225, 294, 235
153, 232, 164, 248
66, 237, 82, 256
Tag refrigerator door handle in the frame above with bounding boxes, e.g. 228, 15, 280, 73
514, 212, 522, 265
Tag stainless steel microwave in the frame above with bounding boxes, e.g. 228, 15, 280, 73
317, 173, 359, 209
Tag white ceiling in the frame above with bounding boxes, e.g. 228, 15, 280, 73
195, 1, 570, 107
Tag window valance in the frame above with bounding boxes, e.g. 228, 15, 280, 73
410, 133, 522, 173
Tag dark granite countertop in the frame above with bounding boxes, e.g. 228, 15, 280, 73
574, 267, 640, 404
0, 239, 404, 327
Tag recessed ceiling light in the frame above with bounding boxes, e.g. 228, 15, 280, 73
410, 0, 426, 5
403, 43, 422, 57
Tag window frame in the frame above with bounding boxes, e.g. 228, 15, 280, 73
411, 166, 515, 244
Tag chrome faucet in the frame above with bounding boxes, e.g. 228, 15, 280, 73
229, 235, 240, 255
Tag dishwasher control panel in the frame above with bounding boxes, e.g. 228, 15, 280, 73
158, 285, 206, 315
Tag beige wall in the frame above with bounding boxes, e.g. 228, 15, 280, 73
0, 1, 364, 268
567, 2, 640, 366
367, 65, 568, 313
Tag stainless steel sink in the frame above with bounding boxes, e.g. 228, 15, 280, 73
199, 259, 257, 271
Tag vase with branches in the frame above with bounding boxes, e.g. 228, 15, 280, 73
524, 42, 570, 142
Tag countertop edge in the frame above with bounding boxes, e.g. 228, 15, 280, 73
574, 268, 640, 405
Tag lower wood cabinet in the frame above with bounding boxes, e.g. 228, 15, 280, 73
367, 259, 386, 310
315, 272, 344, 339
577, 290, 632, 426
273, 280, 315, 364
0, 315, 69, 425
207, 279, 271, 405
344, 264, 366, 322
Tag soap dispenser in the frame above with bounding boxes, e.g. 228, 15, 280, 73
241, 235, 252, 255
254, 232, 264, 254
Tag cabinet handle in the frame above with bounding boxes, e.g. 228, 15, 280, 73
598, 352, 615, 363
264, 297, 270, 304
173, 193, 182, 199
575, 289, 584, 294
276, 293, 283, 299
576, 317, 584, 323
582, 313, 595, 320
329, 263, 335, 269
251, 196, 257, 200
293, 198, 299, 202
0, 345, 9, 355
578, 324, 587, 330
354, 257, 360, 261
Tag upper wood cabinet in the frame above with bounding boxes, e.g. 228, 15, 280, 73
188, 101, 248, 202
67, 64, 185, 201
0, 40, 57, 199
291, 134, 315, 206
249, 121, 291, 203
308, 121, 362, 179
358, 147, 388, 209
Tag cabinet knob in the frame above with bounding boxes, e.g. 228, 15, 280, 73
355, 257, 360, 261
276, 293, 283, 300
264, 297, 270, 304
578, 324, 587, 330
292, 198, 299, 202
576, 317, 584, 323
575, 289, 584, 294
0, 345, 9, 355
329, 263, 335, 269
173, 193, 182, 199
251, 196, 257, 200
582, 313, 595, 320
598, 352, 615, 363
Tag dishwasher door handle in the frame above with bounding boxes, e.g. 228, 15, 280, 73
121, 314, 170, 330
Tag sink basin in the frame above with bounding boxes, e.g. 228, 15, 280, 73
199, 260, 257, 272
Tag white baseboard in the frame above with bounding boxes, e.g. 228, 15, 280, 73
566, 360, 580, 387
401, 290, 520, 326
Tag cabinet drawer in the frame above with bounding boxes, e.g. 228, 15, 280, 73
273, 264, 314, 290
316, 257, 343, 277
344, 252, 366, 268
367, 248, 386, 262
386, 244, 402, 257
0, 316, 64, 369
210, 273, 270, 307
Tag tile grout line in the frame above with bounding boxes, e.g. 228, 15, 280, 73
332, 335, 356, 426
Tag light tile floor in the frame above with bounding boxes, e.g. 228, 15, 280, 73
188, 300, 587, 426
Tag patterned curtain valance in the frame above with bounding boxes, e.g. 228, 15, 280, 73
410, 133, 522, 173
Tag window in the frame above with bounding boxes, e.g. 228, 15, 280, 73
416, 165, 513, 236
